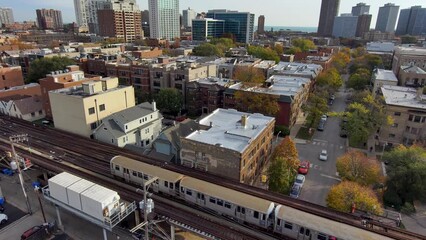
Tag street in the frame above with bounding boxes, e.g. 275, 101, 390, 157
297, 77, 350, 206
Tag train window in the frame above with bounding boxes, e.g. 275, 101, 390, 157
305, 229, 310, 236
186, 189, 192, 196
132, 171, 137, 176
143, 175, 149, 180
284, 222, 293, 230
164, 181, 169, 187
237, 206, 240, 212
155, 179, 159, 184
169, 184, 174, 189
317, 233, 327, 240
224, 202, 231, 209
137, 172, 143, 178
217, 199, 223, 206
299, 227, 305, 235
241, 207, 245, 214
277, 219, 281, 226
261, 214, 266, 221
209, 197, 216, 204
254, 211, 259, 219
115, 165, 120, 171
180, 187, 184, 193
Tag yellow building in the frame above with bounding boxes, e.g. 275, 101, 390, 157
49, 77, 135, 137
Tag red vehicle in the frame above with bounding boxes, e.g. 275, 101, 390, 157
298, 160, 310, 175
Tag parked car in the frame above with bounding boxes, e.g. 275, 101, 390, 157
317, 119, 325, 131
328, 99, 334, 105
319, 150, 328, 161
0, 213, 8, 224
330, 94, 335, 100
321, 115, 327, 121
294, 174, 306, 188
290, 185, 301, 199
298, 160, 310, 175
21, 225, 47, 240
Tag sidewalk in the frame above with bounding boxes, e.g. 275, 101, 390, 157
401, 202, 426, 236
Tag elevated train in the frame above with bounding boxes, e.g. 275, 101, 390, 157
111, 155, 394, 240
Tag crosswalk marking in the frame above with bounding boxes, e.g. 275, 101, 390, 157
320, 174, 341, 181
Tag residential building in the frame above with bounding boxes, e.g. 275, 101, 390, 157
366, 42, 395, 68
141, 10, 150, 37
149, 0, 180, 40
131, 47, 163, 59
98, 0, 142, 43
253, 60, 277, 78
332, 14, 358, 38
268, 62, 323, 80
207, 58, 237, 79
317, 0, 340, 37
180, 108, 275, 184
206, 10, 255, 43
356, 14, 372, 38
93, 102, 162, 148
224, 76, 311, 127
378, 86, 426, 147
302, 55, 333, 71
392, 47, 426, 75
36, 9, 63, 30
39, 65, 101, 120
49, 77, 135, 137
19, 32, 77, 45
182, 8, 196, 28
186, 77, 239, 116
0, 7, 14, 25
150, 119, 201, 163
363, 30, 395, 41
191, 18, 225, 41
257, 15, 265, 34
398, 65, 426, 87
0, 83, 41, 99
0, 65, 24, 90
352, 3, 370, 16
371, 68, 398, 96
375, 3, 399, 33
74, 0, 107, 33
0, 95, 45, 122
2, 21, 37, 31
395, 6, 426, 36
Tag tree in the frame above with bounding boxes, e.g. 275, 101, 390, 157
303, 90, 329, 128
291, 38, 316, 52
316, 68, 343, 91
347, 68, 371, 90
383, 145, 426, 208
27, 56, 76, 83
233, 67, 265, 86
284, 47, 302, 55
247, 45, 280, 63
274, 44, 284, 55
400, 35, 417, 44
327, 181, 383, 215
234, 91, 279, 116
193, 43, 222, 56
336, 151, 383, 186
155, 88, 183, 116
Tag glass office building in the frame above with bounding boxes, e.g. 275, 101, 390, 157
205, 10, 255, 43
192, 18, 225, 41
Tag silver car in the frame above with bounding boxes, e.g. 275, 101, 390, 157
294, 174, 306, 188
319, 150, 328, 161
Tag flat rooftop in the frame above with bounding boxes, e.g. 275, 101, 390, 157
395, 46, 426, 56
193, 77, 239, 87
185, 108, 274, 153
374, 69, 398, 82
381, 86, 426, 110
271, 62, 323, 78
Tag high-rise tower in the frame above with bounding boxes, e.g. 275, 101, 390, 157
317, 0, 340, 37
149, 0, 180, 40
375, 3, 400, 33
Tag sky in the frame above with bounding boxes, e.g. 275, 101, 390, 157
0, 0, 422, 27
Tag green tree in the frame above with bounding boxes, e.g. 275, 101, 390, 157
316, 68, 343, 91
303, 90, 329, 128
332, 51, 351, 73
327, 181, 383, 215
247, 45, 280, 63
291, 38, 317, 52
193, 43, 223, 56
233, 67, 265, 86
27, 56, 76, 83
336, 151, 383, 186
383, 145, 426, 208
347, 68, 371, 90
155, 88, 183, 116
234, 91, 279, 116
284, 47, 302, 55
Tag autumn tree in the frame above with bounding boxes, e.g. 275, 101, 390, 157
347, 68, 371, 90
302, 89, 329, 128
234, 91, 279, 116
247, 45, 280, 63
291, 38, 317, 52
27, 56, 76, 83
332, 50, 350, 73
155, 88, 183, 116
336, 151, 383, 186
316, 68, 343, 91
233, 67, 265, 86
327, 181, 383, 215
383, 145, 426, 209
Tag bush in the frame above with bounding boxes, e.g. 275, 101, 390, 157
274, 125, 290, 136
383, 187, 402, 210
401, 202, 416, 214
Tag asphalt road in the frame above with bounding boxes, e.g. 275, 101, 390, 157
297, 81, 350, 206
0, 197, 27, 230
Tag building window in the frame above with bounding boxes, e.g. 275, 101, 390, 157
394, 112, 401, 116
90, 122, 97, 130
414, 116, 421, 123
99, 104, 105, 111
2, 75, 5, 80
145, 128, 149, 134
408, 114, 413, 121
88, 107, 95, 115
38, 110, 43, 115
389, 134, 395, 138
31, 112, 35, 117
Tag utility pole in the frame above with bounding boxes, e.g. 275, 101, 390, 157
34, 186, 47, 223
134, 177, 158, 240
9, 134, 32, 215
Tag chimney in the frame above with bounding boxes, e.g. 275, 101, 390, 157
209, 121, 213, 127
152, 101, 157, 111
241, 115, 247, 128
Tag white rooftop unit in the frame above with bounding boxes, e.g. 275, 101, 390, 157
81, 184, 120, 221
48, 172, 82, 205
66, 179, 95, 211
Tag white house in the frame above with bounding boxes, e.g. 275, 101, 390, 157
93, 102, 163, 148
0, 95, 45, 122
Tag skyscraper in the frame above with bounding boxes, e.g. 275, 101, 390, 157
206, 10, 255, 43
36, 9, 63, 30
74, 0, 107, 34
375, 3, 399, 33
182, 7, 196, 28
356, 14, 372, 37
141, 10, 150, 38
257, 15, 265, 34
396, 6, 426, 36
149, 0, 180, 40
332, 13, 358, 38
98, 0, 142, 42
192, 18, 225, 41
352, 3, 370, 16
317, 0, 340, 37
0, 8, 14, 25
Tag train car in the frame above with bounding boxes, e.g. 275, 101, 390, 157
180, 176, 275, 228
110, 156, 184, 195
274, 205, 394, 240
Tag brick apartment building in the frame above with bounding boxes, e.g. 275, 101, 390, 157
0, 65, 24, 90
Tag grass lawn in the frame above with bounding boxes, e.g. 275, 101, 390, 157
296, 127, 314, 140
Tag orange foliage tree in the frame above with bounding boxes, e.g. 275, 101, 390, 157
327, 181, 383, 215
234, 91, 279, 116
233, 67, 265, 86
336, 150, 383, 186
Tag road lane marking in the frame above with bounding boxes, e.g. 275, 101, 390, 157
320, 174, 341, 181
313, 139, 328, 143
340, 146, 343, 149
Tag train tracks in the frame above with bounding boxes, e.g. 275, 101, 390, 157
0, 115, 424, 240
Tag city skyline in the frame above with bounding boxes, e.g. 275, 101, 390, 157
0, 0, 422, 28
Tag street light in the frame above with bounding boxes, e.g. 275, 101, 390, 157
9, 134, 32, 215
